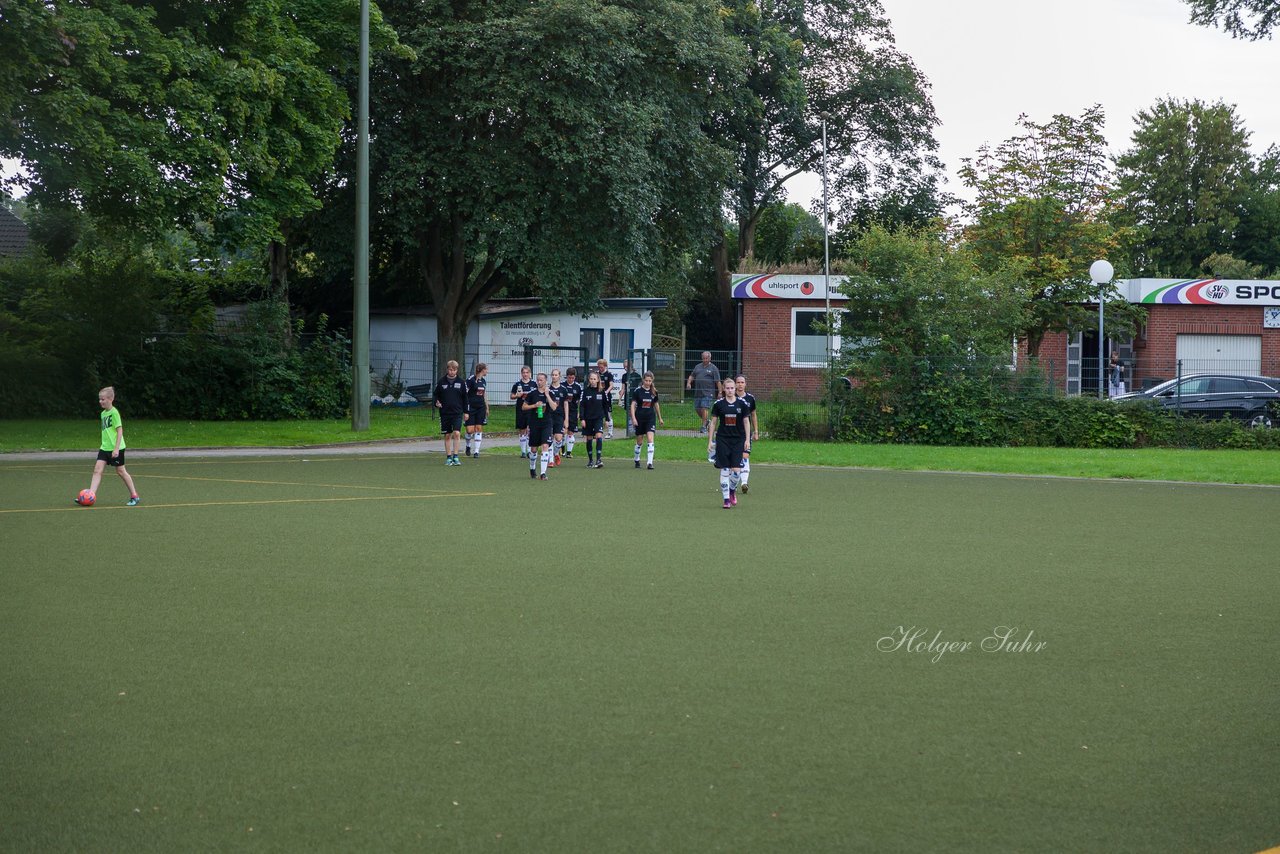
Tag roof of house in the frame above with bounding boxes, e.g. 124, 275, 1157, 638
0, 206, 31, 258
372, 297, 668, 319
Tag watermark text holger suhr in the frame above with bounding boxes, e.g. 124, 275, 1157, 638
877, 626, 1047, 664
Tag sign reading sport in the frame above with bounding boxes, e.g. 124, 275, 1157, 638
731, 273, 844, 300
1134, 278, 1280, 305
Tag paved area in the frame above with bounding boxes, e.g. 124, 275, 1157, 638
2, 430, 706, 462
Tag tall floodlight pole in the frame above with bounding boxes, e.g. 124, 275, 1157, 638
351, 0, 371, 430
1090, 259, 1114, 399
821, 113, 832, 436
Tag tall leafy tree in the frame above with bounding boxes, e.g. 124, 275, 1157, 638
1113, 98, 1253, 277
330, 0, 741, 364
709, 0, 943, 330
1234, 145, 1280, 274
1184, 0, 1280, 39
0, 0, 356, 290
959, 106, 1139, 357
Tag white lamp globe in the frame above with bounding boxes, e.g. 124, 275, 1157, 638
1090, 259, 1114, 285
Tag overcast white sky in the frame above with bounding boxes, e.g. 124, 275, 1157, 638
792, 0, 1280, 209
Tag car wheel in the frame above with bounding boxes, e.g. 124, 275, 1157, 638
1246, 412, 1273, 429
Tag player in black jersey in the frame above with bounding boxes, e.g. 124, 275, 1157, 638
595, 358, 616, 438
510, 366, 536, 458
562, 368, 583, 458
522, 372, 559, 479
464, 363, 489, 458
578, 370, 608, 468
628, 371, 663, 469
708, 378, 752, 508
433, 360, 468, 466
735, 374, 759, 492
547, 368, 568, 466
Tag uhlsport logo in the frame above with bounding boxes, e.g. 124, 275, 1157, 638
801, 281, 814, 295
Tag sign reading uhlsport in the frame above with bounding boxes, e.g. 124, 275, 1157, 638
731, 273, 845, 300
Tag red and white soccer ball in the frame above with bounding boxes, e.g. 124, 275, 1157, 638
77, 489, 96, 506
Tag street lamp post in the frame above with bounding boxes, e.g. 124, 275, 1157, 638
821, 113, 832, 436
1090, 259, 1114, 399
351, 0, 371, 430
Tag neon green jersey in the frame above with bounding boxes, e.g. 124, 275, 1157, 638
100, 407, 125, 452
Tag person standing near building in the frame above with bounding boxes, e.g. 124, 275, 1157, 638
522, 372, 559, 480
596, 358, 616, 439
629, 371, 663, 469
434, 360, 469, 466
547, 368, 568, 466
708, 377, 751, 509
735, 374, 759, 493
686, 351, 721, 434
619, 358, 641, 436
579, 370, 608, 468
510, 365, 536, 459
464, 363, 489, 458
562, 368, 583, 458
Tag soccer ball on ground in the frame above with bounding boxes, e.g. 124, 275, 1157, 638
76, 489, 96, 506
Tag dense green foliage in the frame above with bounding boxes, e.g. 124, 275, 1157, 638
0, 253, 349, 419
1184, 0, 1280, 39
959, 107, 1144, 356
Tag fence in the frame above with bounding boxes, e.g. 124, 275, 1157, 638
366, 341, 1280, 406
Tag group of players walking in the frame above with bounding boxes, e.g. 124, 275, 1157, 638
432, 358, 758, 507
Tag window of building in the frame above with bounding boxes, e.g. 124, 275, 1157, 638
609, 328, 634, 363
791, 307, 842, 367
580, 328, 604, 363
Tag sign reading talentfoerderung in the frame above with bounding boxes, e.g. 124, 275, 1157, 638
1133, 278, 1280, 305
731, 273, 846, 300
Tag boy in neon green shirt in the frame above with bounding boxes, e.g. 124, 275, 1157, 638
76, 386, 140, 506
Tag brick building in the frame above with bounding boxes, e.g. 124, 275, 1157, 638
733, 273, 847, 399
1029, 278, 1280, 395
735, 273, 1280, 399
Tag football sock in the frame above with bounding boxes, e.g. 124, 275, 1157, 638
529, 452, 537, 472
647, 442, 655, 465
540, 450, 550, 475
595, 438, 603, 457
520, 435, 528, 456
567, 434, 576, 453
634, 444, 642, 462
720, 470, 731, 500
741, 456, 750, 483
729, 470, 742, 491
473, 432, 482, 454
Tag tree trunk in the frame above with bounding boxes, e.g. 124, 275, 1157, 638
268, 219, 292, 344
712, 232, 734, 333
418, 221, 506, 378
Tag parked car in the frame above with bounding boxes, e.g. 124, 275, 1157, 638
1112, 373, 1280, 428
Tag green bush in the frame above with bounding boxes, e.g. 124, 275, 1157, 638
829, 373, 1280, 451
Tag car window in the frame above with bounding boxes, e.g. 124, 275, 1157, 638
1177, 377, 1211, 395
1245, 380, 1276, 393
1211, 378, 1250, 393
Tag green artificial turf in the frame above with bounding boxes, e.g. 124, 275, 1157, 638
1, 453, 1277, 851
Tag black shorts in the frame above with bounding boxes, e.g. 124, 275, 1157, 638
528, 424, 552, 448
634, 417, 656, 436
96, 449, 126, 466
439, 411, 464, 434
515, 407, 529, 430
581, 417, 604, 436
467, 406, 487, 427
713, 437, 745, 469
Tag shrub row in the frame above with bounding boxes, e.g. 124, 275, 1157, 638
761, 378, 1280, 451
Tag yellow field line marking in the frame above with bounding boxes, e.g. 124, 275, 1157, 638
0, 492, 495, 515
139, 473, 424, 492
0, 455, 432, 472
